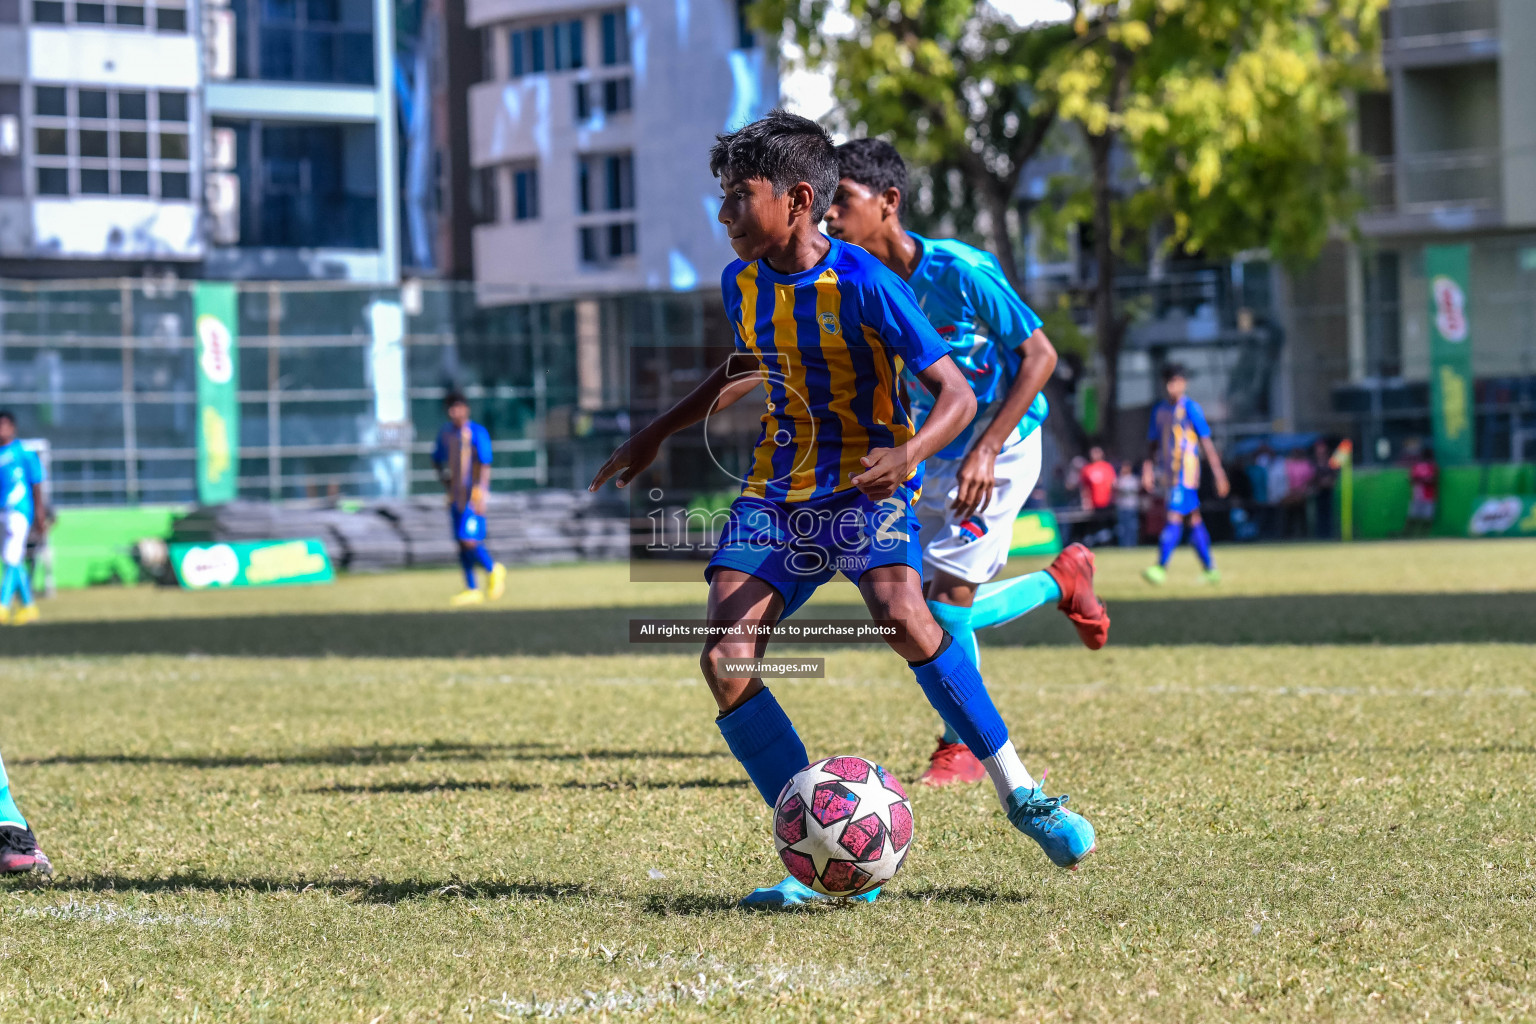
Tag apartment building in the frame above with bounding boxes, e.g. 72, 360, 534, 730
464, 0, 775, 300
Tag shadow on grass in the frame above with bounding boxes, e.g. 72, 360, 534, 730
18, 743, 729, 770
11, 591, 1536, 657
309, 777, 747, 795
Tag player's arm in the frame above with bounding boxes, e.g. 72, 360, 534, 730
28, 482, 49, 540
952, 327, 1057, 519
471, 429, 493, 513
588, 352, 759, 491
853, 356, 975, 501
1189, 402, 1229, 497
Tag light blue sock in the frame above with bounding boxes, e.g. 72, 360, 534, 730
15, 564, 31, 606
471, 544, 495, 572
1157, 521, 1183, 567
0, 748, 28, 829
970, 571, 1061, 631
457, 548, 478, 589
0, 566, 16, 609
926, 600, 978, 745
716, 687, 810, 807
1190, 522, 1214, 570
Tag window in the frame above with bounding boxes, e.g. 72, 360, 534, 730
155, 4, 184, 30
30, 85, 194, 199
509, 30, 525, 77
602, 77, 631, 114
469, 164, 498, 225
512, 164, 538, 220
32, 0, 65, 21
551, 18, 582, 70
600, 8, 628, 66
508, 15, 585, 79
577, 151, 633, 213
76, 2, 106, 21
735, 0, 755, 49
113, 3, 144, 24
579, 221, 636, 264
29, 0, 183, 26
225, 120, 380, 248
528, 25, 545, 72
574, 81, 590, 121
232, 0, 374, 84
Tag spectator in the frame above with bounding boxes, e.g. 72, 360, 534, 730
1114, 460, 1142, 547
1408, 444, 1438, 536
1080, 446, 1116, 512
1283, 448, 1315, 538
1311, 439, 1338, 539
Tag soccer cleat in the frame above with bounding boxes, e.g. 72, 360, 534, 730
10, 605, 38, 626
487, 562, 507, 600
1044, 543, 1110, 650
0, 825, 53, 877
1007, 786, 1096, 869
738, 875, 880, 909
919, 738, 988, 786
1142, 564, 1167, 585
449, 589, 485, 607
1202, 568, 1221, 584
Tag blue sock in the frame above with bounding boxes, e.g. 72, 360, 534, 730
1190, 522, 1214, 569
15, 564, 31, 606
909, 635, 1009, 761
926, 600, 977, 745
970, 571, 1061, 630
1157, 521, 1183, 567
0, 566, 15, 609
0, 748, 28, 829
472, 544, 495, 572
458, 548, 478, 589
716, 687, 810, 807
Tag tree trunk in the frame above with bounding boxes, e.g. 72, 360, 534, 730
983, 188, 1021, 291
1087, 126, 1125, 445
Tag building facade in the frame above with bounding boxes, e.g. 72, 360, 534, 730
464, 0, 775, 302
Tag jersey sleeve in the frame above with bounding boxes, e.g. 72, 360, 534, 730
24, 450, 43, 485
1186, 400, 1212, 438
964, 262, 1043, 352
721, 263, 748, 353
472, 424, 493, 465
861, 269, 948, 373
430, 429, 446, 466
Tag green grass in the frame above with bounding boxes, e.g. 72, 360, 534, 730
1, 540, 1534, 1022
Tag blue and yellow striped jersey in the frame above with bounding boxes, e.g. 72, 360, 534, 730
722, 237, 950, 503
1148, 396, 1211, 490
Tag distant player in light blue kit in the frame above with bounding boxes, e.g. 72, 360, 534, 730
825, 139, 1110, 786
432, 392, 506, 606
0, 411, 46, 627
1142, 365, 1229, 584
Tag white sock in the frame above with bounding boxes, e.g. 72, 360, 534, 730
980, 740, 1036, 809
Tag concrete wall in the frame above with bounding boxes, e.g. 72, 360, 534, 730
1500, 0, 1536, 227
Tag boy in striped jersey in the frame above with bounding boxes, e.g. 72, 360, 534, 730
590, 111, 1094, 908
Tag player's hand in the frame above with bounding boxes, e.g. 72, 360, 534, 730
471, 487, 487, 515
1214, 471, 1231, 499
589, 428, 661, 491
850, 446, 911, 501
952, 446, 998, 520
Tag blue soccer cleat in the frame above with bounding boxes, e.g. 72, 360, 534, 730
737, 875, 881, 909
1007, 787, 1096, 869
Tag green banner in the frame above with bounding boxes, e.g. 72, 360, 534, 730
1008, 510, 1063, 558
1425, 244, 1475, 466
170, 539, 334, 589
1467, 496, 1536, 538
193, 281, 240, 505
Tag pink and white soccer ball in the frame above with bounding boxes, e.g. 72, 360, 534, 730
773, 755, 914, 897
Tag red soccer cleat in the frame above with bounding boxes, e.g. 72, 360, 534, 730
919, 738, 989, 787
1045, 543, 1111, 651
0, 826, 52, 878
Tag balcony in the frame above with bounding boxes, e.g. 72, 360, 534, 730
1361, 148, 1503, 233
1383, 0, 1498, 66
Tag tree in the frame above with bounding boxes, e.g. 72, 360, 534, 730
753, 0, 1072, 287
1043, 0, 1387, 437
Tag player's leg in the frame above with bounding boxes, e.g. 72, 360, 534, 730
859, 563, 1095, 869
1186, 509, 1218, 581
0, 513, 26, 625
1144, 503, 1184, 585
0, 746, 51, 875
449, 506, 492, 606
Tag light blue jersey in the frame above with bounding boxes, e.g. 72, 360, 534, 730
0, 441, 42, 521
904, 234, 1048, 460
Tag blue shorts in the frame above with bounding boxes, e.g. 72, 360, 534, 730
1166, 485, 1200, 516
705, 484, 923, 620
450, 505, 487, 543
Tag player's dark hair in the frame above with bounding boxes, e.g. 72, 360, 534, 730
834, 138, 908, 217
443, 390, 468, 408
710, 109, 838, 222
0, 410, 13, 425
1162, 363, 1187, 383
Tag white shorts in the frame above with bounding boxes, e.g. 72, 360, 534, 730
916, 430, 1043, 585
1, 511, 28, 567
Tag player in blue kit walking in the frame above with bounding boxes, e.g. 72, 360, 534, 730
1142, 365, 1230, 584
432, 392, 507, 606
0, 411, 46, 627
590, 111, 1094, 909
824, 139, 1109, 787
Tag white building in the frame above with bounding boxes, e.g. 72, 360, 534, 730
464, 0, 776, 301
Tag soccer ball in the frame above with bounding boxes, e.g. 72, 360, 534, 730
773, 755, 914, 897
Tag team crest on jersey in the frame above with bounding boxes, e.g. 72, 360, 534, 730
958, 518, 987, 544
818, 312, 841, 335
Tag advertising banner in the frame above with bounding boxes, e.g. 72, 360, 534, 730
1424, 244, 1475, 466
193, 281, 241, 505
1467, 496, 1536, 538
1008, 510, 1062, 558
171, 539, 334, 589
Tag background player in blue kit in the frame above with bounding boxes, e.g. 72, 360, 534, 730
590, 111, 1095, 909
824, 139, 1109, 786
1142, 365, 1230, 584
0, 411, 46, 627
433, 392, 507, 606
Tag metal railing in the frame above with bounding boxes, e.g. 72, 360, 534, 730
1365, 148, 1502, 212
1384, 0, 1498, 51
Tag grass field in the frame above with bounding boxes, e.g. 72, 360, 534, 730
1, 539, 1533, 1022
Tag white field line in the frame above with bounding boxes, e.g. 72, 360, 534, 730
15, 900, 231, 928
